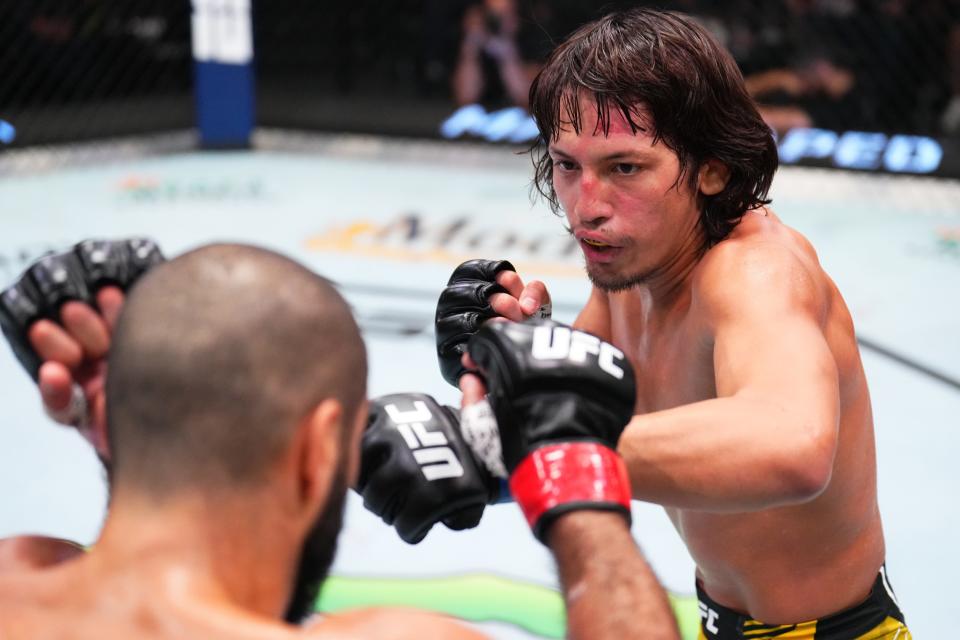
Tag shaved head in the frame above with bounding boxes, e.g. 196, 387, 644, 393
105, 243, 366, 495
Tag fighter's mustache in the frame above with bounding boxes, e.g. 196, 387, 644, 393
566, 226, 626, 250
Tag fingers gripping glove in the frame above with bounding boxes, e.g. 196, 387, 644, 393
0, 238, 165, 380
435, 259, 519, 387
467, 320, 636, 543
356, 393, 501, 544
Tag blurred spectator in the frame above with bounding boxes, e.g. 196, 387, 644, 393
745, 50, 858, 135
451, 0, 550, 110
942, 21, 960, 134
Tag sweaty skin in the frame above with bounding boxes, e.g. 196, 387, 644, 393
0, 536, 84, 573
494, 100, 884, 624
0, 422, 485, 640
0, 563, 482, 640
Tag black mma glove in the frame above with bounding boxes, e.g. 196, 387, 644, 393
435, 259, 519, 387
0, 238, 165, 380
467, 319, 636, 542
357, 393, 501, 544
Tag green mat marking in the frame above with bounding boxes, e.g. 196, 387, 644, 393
317, 574, 699, 639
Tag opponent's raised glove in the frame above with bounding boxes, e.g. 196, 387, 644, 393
435, 259, 521, 387
0, 238, 165, 380
467, 319, 636, 542
356, 393, 502, 544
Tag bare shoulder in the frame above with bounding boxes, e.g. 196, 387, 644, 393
693, 210, 828, 320
302, 607, 488, 639
0, 535, 85, 574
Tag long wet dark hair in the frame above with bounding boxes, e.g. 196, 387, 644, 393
529, 8, 779, 244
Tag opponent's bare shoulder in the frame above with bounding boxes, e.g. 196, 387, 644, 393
302, 607, 488, 639
692, 207, 831, 322
0, 535, 84, 574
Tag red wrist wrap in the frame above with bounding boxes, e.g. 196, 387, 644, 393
509, 442, 632, 535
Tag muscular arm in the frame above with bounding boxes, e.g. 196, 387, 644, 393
548, 512, 679, 640
619, 243, 841, 511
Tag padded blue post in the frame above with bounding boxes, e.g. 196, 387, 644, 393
191, 0, 255, 148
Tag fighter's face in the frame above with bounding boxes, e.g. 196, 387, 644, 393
549, 99, 704, 292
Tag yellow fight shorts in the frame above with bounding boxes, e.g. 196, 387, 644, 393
696, 567, 911, 639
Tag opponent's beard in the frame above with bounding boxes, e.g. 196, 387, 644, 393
283, 466, 349, 624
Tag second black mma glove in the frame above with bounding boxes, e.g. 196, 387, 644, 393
467, 319, 636, 542
435, 259, 518, 387
0, 238, 165, 380
356, 393, 503, 544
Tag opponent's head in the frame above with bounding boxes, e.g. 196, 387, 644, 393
529, 8, 778, 291
105, 243, 367, 622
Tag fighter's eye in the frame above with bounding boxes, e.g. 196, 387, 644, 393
614, 163, 639, 175
552, 159, 577, 172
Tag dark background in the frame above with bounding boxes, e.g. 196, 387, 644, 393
1, 1, 958, 146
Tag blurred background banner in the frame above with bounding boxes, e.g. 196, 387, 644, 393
2, 1, 959, 173
1, 2, 959, 639
0, 1, 193, 147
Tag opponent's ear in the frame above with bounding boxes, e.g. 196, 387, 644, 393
344, 399, 369, 489
698, 158, 730, 196
297, 398, 343, 520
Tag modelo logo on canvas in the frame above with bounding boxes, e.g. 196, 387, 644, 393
306, 213, 581, 276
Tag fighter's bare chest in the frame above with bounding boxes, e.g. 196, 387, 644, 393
608, 306, 715, 414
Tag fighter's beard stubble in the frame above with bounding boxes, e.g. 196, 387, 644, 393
583, 237, 703, 294
584, 251, 657, 293
283, 463, 349, 624
586, 265, 653, 293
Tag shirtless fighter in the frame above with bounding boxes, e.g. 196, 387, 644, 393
362, 8, 912, 640
0, 241, 679, 639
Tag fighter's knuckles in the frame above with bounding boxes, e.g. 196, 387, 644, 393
488, 292, 524, 321
28, 320, 83, 369
60, 302, 110, 359
438, 280, 505, 313
447, 258, 515, 285
1, 237, 163, 381
75, 238, 165, 291
494, 269, 524, 296
28, 250, 94, 313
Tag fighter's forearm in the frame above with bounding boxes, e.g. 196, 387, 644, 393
548, 512, 679, 640
619, 395, 836, 511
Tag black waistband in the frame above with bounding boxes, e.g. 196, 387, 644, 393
696, 568, 906, 639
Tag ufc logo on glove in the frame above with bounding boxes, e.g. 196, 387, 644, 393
531, 325, 626, 380
384, 402, 466, 481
